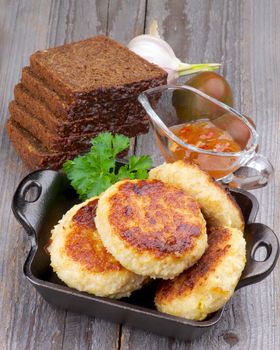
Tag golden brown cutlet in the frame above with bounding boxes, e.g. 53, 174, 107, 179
149, 160, 244, 230
95, 179, 208, 279
155, 226, 246, 320
49, 197, 146, 298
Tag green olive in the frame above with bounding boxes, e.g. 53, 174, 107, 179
172, 72, 234, 122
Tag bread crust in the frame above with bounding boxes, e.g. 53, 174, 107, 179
9, 102, 95, 152
6, 119, 82, 170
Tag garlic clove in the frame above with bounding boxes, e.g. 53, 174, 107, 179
128, 34, 179, 70
128, 32, 220, 82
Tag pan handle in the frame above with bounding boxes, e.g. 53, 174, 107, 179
237, 223, 279, 289
12, 170, 62, 244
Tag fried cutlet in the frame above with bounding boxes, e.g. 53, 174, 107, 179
155, 226, 246, 320
149, 161, 244, 230
95, 179, 208, 279
48, 197, 146, 298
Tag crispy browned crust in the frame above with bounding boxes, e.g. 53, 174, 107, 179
65, 199, 122, 273
150, 160, 245, 231
30, 35, 167, 103
182, 160, 244, 228
155, 227, 232, 303
108, 179, 205, 258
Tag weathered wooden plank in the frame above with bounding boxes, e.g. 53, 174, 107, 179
0, 1, 67, 348
0, 0, 149, 349
107, 0, 146, 44
48, 2, 123, 347
0, 1, 119, 350
61, 0, 147, 347
106, 0, 147, 158
238, 1, 280, 350
133, 4, 230, 347
0, 0, 279, 349
131, 0, 280, 349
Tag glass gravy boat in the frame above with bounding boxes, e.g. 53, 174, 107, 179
138, 85, 273, 190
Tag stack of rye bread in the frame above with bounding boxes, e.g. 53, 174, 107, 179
6, 35, 167, 170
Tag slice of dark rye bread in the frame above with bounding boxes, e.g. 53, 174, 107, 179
21, 67, 144, 118
9, 101, 149, 151
9, 102, 94, 152
6, 119, 84, 170
29, 35, 167, 103
13, 85, 149, 137
6, 118, 129, 170
15, 82, 145, 123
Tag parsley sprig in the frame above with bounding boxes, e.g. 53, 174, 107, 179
63, 133, 152, 200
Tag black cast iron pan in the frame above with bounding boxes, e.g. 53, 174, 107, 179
12, 167, 279, 341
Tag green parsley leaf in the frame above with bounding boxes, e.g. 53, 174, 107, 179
63, 133, 152, 199
128, 155, 153, 171
112, 134, 130, 156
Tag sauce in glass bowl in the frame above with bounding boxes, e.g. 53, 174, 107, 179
169, 119, 242, 179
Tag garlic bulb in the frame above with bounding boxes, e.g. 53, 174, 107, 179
128, 31, 220, 83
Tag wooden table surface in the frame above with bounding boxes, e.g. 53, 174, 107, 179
1, 0, 279, 349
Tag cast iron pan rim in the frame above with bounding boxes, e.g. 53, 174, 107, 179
12, 168, 278, 330
228, 187, 259, 223
23, 259, 224, 328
